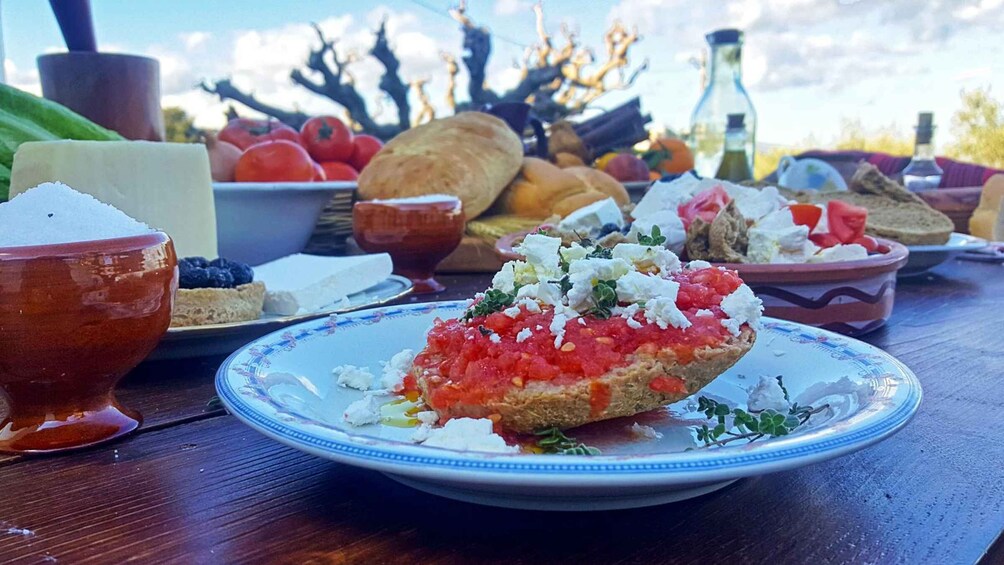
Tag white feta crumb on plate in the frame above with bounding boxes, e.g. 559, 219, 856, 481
416, 418, 518, 453
332, 365, 374, 391
380, 349, 415, 391
630, 423, 664, 440
343, 395, 382, 426
747, 376, 790, 412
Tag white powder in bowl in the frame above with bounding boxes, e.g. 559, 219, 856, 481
0, 182, 154, 248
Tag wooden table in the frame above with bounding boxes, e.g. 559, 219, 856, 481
2, 260, 1003, 564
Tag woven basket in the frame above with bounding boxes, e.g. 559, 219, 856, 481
304, 188, 356, 255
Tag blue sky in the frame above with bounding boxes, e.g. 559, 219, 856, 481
3, 0, 1001, 146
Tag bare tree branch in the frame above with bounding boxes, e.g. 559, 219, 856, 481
371, 18, 411, 132
200, 79, 310, 129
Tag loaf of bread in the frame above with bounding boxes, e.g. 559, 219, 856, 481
491, 157, 629, 219
357, 113, 524, 219
970, 174, 1003, 240
419, 326, 755, 433
170, 282, 266, 327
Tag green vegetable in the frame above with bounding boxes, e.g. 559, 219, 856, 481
588, 279, 618, 319
0, 83, 123, 201
637, 225, 667, 246
534, 427, 601, 455
692, 376, 829, 448
463, 288, 519, 321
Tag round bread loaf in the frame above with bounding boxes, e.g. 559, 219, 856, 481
357, 113, 524, 219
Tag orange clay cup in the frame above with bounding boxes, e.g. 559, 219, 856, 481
353, 197, 465, 294
0, 232, 178, 454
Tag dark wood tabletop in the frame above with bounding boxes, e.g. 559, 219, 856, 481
2, 259, 1004, 565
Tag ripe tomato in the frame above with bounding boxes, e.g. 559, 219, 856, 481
300, 116, 354, 162
809, 232, 842, 248
348, 134, 383, 171
678, 185, 731, 229
854, 235, 879, 253
218, 118, 301, 150
319, 161, 359, 181
827, 200, 868, 243
312, 161, 326, 181
788, 204, 823, 231
234, 140, 315, 182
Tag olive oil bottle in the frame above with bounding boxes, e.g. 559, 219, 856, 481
715, 113, 753, 182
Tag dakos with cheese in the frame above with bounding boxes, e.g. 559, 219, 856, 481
403, 232, 763, 433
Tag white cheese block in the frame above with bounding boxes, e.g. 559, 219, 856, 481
253, 253, 393, 315
10, 140, 218, 258
557, 197, 623, 234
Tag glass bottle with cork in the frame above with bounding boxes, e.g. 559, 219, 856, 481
715, 113, 753, 182
689, 28, 757, 178
902, 112, 943, 192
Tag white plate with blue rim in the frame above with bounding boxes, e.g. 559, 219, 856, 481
216, 300, 922, 511
901, 232, 988, 277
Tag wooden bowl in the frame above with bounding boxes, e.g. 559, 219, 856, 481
497, 231, 908, 336
0, 233, 178, 454
353, 198, 465, 294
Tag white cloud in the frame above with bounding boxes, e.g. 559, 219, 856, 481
3, 59, 41, 95
180, 31, 211, 51
495, 0, 534, 16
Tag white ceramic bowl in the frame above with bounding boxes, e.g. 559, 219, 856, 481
213, 181, 355, 266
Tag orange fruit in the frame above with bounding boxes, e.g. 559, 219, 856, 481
647, 137, 694, 174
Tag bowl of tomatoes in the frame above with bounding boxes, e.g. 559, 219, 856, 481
209, 116, 384, 265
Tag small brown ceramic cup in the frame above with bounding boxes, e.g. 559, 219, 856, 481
353, 197, 465, 294
0, 232, 178, 454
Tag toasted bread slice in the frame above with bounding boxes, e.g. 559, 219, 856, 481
170, 281, 266, 327
804, 192, 953, 246
419, 326, 755, 433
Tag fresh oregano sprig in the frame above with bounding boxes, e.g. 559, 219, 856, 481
588, 279, 619, 319
534, 427, 601, 455
463, 288, 518, 321
637, 225, 667, 246
693, 376, 829, 448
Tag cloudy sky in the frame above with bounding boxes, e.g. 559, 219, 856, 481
2, 0, 1001, 146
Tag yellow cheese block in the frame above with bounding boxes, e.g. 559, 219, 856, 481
11, 140, 218, 258
970, 174, 1004, 240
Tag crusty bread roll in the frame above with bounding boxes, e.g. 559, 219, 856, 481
564, 166, 630, 206
357, 113, 524, 219
492, 157, 629, 219
170, 282, 266, 327
419, 326, 755, 433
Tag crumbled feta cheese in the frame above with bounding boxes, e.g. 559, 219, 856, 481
489, 333, 502, 344
616, 303, 645, 329
502, 305, 522, 318
626, 317, 644, 329
748, 376, 790, 412
644, 297, 692, 329
415, 410, 439, 425
512, 234, 562, 283
411, 424, 433, 442
730, 184, 787, 222
517, 297, 541, 313
611, 243, 682, 274
515, 327, 533, 343
491, 262, 516, 292
380, 349, 415, 391
808, 243, 869, 263
566, 257, 632, 310
628, 210, 686, 252
550, 313, 569, 347
616, 271, 680, 304
535, 325, 544, 331
687, 260, 712, 270
695, 308, 714, 317
559, 243, 589, 264
720, 284, 763, 336
343, 394, 382, 426
417, 418, 518, 453
557, 197, 624, 235
747, 208, 819, 264
516, 281, 563, 306
332, 365, 374, 391
630, 422, 664, 440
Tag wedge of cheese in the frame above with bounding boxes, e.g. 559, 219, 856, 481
11, 140, 218, 258
970, 174, 1004, 241
253, 253, 394, 315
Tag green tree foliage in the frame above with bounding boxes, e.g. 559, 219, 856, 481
945, 87, 1004, 168
163, 106, 198, 143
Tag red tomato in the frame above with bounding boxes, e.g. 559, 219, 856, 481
788, 204, 823, 231
319, 161, 359, 181
300, 116, 354, 162
809, 233, 842, 248
827, 200, 868, 243
854, 235, 879, 253
349, 134, 383, 171
234, 140, 315, 182
218, 118, 301, 150
678, 185, 731, 228
312, 161, 326, 181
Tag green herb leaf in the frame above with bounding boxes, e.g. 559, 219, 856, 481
533, 427, 601, 456
464, 288, 518, 321
588, 279, 619, 319
637, 225, 667, 246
